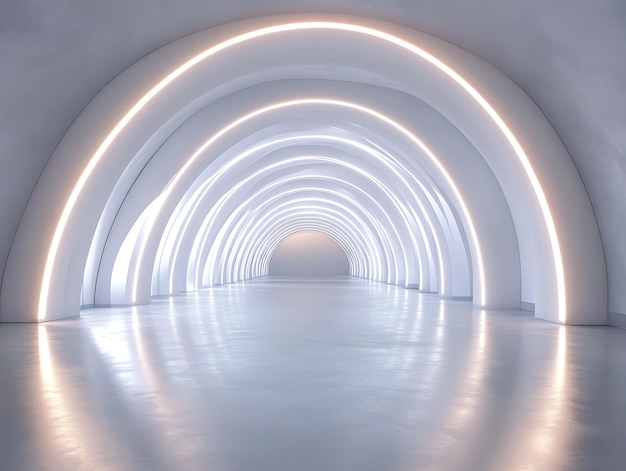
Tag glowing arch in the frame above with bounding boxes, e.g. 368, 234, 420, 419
0, 15, 606, 324
151, 131, 451, 299
97, 99, 488, 311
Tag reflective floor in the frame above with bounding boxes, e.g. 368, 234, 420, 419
1, 276, 626, 470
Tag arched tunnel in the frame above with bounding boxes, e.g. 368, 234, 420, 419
0, 16, 607, 324
1, 6, 625, 470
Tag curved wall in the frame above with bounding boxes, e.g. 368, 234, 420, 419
0, 14, 608, 325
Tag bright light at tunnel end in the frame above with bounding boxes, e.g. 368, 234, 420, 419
38, 20, 566, 323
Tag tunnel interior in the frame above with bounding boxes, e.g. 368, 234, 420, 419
268, 232, 350, 276
0, 15, 607, 325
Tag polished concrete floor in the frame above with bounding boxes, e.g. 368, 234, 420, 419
1, 276, 625, 470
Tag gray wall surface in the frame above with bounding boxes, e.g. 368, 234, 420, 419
269, 232, 350, 276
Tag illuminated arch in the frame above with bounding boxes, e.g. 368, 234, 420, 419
95, 98, 491, 309
0, 14, 606, 324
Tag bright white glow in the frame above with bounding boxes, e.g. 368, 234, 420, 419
300, 136, 443, 291
183, 140, 414, 284
229, 188, 388, 282
249, 218, 368, 280
176, 142, 431, 293
165, 101, 473, 299
218, 209, 378, 284
163, 134, 415, 291
212, 215, 370, 283
123, 100, 467, 304
182, 172, 409, 289
219, 198, 388, 284
257, 224, 362, 277
251, 223, 361, 278
40, 20, 563, 321
230, 188, 398, 282
168, 150, 415, 292
183, 169, 402, 289
129, 194, 166, 303
111, 202, 152, 301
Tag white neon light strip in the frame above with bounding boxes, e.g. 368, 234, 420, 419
190, 136, 416, 290
101, 99, 472, 310
243, 218, 368, 281
183, 170, 408, 289
218, 208, 380, 284
219, 199, 389, 284
164, 133, 437, 299
40, 21, 564, 322
212, 214, 371, 284
229, 189, 399, 283
169, 150, 416, 291
181, 171, 409, 290
228, 184, 401, 283
174, 111, 456, 297
178, 143, 429, 293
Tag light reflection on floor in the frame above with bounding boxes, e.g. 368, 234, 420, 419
1, 276, 625, 470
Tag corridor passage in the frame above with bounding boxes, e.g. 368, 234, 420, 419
1, 277, 625, 470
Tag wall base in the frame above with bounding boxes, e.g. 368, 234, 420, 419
608, 312, 626, 328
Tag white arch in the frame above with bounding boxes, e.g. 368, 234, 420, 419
261, 226, 360, 278
164, 163, 430, 294
0, 15, 605, 324
97, 98, 492, 310
261, 225, 361, 278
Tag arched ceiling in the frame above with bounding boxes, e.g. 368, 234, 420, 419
0, 1, 624, 322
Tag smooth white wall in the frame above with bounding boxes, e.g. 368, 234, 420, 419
269, 232, 350, 276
